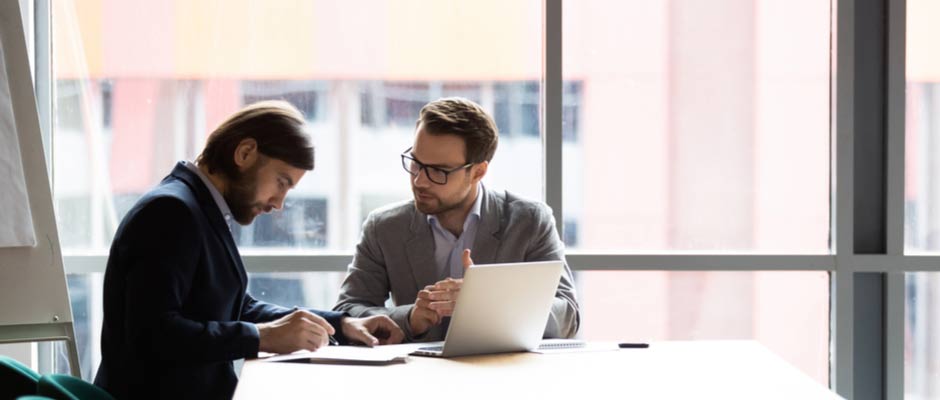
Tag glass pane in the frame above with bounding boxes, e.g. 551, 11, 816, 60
562, 0, 830, 252
56, 272, 346, 381
52, 274, 100, 380
576, 270, 830, 385
905, 0, 940, 253
52, 0, 542, 254
906, 273, 940, 399
246, 272, 348, 311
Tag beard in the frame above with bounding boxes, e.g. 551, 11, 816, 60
413, 186, 470, 216
225, 163, 262, 225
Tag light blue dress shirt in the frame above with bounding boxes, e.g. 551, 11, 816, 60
427, 185, 483, 280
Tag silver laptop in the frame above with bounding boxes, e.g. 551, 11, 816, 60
412, 260, 564, 357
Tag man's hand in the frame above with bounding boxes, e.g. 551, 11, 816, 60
410, 289, 442, 336
341, 315, 405, 346
426, 249, 474, 318
410, 249, 474, 335
257, 309, 334, 354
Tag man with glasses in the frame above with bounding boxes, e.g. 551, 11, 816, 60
334, 97, 580, 341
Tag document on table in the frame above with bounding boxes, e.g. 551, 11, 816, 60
259, 345, 417, 365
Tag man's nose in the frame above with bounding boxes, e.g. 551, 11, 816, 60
270, 195, 285, 211
413, 168, 431, 187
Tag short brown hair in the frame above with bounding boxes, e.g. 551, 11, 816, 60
416, 97, 498, 164
196, 100, 313, 178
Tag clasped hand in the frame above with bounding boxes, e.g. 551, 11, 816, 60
409, 249, 474, 335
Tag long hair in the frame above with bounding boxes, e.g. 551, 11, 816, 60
196, 100, 313, 178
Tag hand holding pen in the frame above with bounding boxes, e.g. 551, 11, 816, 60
256, 307, 337, 354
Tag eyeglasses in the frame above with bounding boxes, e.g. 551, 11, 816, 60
400, 147, 473, 185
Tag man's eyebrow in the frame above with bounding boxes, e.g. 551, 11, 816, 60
411, 154, 460, 169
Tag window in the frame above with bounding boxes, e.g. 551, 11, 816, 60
51, 0, 542, 377
241, 80, 328, 122
905, 1, 940, 398
384, 82, 431, 128
493, 81, 580, 142
360, 81, 484, 128
53, 275, 97, 380
247, 272, 348, 311
576, 270, 830, 384
560, 0, 831, 385
494, 81, 539, 138
562, 0, 830, 253
45, 0, 837, 390
906, 273, 940, 399
233, 198, 328, 248
52, 0, 542, 253
905, 0, 940, 253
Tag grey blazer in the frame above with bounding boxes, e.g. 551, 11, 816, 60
334, 186, 580, 341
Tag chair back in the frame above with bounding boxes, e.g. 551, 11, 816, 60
36, 374, 115, 400
0, 355, 41, 400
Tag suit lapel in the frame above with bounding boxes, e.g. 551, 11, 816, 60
405, 207, 441, 291
471, 186, 503, 265
170, 163, 248, 300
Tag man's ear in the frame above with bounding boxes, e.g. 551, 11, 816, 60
471, 161, 488, 183
233, 138, 259, 171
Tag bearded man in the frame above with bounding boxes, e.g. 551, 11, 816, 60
95, 101, 403, 399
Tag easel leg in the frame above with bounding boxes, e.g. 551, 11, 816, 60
65, 322, 82, 378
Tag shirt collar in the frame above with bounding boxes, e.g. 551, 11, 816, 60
183, 161, 234, 230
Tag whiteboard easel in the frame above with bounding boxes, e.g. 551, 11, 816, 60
0, 0, 80, 378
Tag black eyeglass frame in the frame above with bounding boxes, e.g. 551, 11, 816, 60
400, 147, 473, 185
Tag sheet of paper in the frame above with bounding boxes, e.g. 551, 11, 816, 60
0, 35, 37, 248
260, 345, 415, 364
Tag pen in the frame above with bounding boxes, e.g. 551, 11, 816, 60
292, 306, 339, 346
618, 343, 649, 349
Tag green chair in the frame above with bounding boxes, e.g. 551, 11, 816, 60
0, 355, 41, 400
36, 375, 114, 400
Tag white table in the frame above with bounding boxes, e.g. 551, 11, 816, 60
235, 340, 841, 399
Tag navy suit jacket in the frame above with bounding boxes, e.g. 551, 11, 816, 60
94, 163, 345, 399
